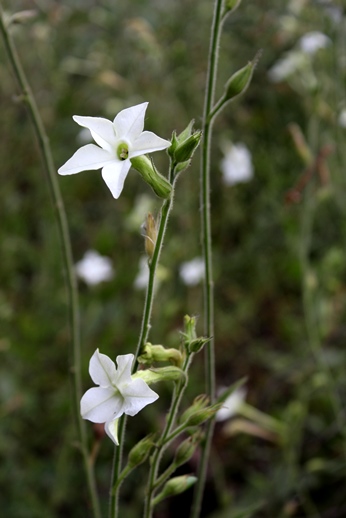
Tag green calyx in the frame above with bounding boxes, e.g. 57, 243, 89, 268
131, 155, 172, 198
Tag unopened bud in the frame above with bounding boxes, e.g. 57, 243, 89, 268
224, 51, 261, 101
134, 365, 185, 385
224, 0, 242, 15
174, 131, 202, 164
188, 336, 211, 354
131, 155, 172, 198
174, 433, 201, 467
127, 434, 156, 468
141, 213, 157, 259
183, 403, 222, 427
153, 475, 197, 505
138, 343, 184, 367
179, 395, 209, 424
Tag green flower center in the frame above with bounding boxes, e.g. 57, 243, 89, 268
117, 142, 129, 161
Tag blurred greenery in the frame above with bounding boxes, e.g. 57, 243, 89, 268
1, 0, 346, 517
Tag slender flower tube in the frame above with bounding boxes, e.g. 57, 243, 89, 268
58, 102, 170, 198
81, 349, 159, 444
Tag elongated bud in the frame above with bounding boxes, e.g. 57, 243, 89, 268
188, 336, 211, 354
141, 213, 157, 259
131, 155, 172, 198
174, 433, 201, 467
224, 51, 261, 101
174, 131, 202, 164
153, 475, 197, 505
183, 403, 222, 427
183, 315, 197, 343
134, 365, 185, 384
127, 434, 156, 469
138, 343, 184, 367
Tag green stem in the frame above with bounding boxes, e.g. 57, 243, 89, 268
110, 172, 177, 518
143, 353, 193, 518
191, 1, 224, 516
0, 8, 100, 518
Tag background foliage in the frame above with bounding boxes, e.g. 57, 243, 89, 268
1, 0, 346, 517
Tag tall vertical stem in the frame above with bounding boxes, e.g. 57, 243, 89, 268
0, 8, 100, 517
190, 1, 223, 516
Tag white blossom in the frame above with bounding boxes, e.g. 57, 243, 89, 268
220, 143, 253, 186
216, 386, 247, 422
298, 31, 331, 55
58, 102, 170, 199
80, 349, 159, 444
75, 250, 114, 286
179, 257, 205, 286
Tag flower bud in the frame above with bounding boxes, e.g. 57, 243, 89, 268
174, 131, 202, 164
127, 434, 156, 468
224, 0, 242, 15
224, 51, 261, 102
188, 336, 211, 354
174, 433, 201, 467
134, 365, 185, 385
141, 213, 157, 259
179, 395, 209, 424
153, 475, 197, 505
183, 315, 197, 343
138, 343, 184, 367
131, 155, 172, 198
183, 404, 222, 427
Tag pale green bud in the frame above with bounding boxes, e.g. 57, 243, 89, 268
138, 343, 184, 367
183, 315, 197, 343
131, 155, 172, 198
134, 365, 185, 385
179, 395, 210, 424
224, 0, 242, 14
183, 403, 222, 427
174, 131, 202, 164
154, 475, 197, 505
127, 434, 156, 468
188, 336, 211, 354
224, 51, 261, 102
174, 433, 201, 467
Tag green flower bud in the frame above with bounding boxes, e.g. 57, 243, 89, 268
224, 0, 242, 15
183, 403, 222, 427
224, 51, 261, 101
167, 131, 179, 158
174, 433, 201, 467
179, 395, 209, 424
177, 120, 195, 143
138, 343, 184, 367
141, 212, 157, 259
131, 155, 172, 198
127, 434, 156, 469
188, 336, 211, 354
134, 365, 185, 385
174, 131, 202, 164
153, 475, 197, 505
183, 315, 197, 343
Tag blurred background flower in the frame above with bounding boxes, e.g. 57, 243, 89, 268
75, 250, 114, 286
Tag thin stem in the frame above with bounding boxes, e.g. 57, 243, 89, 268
143, 353, 193, 518
0, 8, 100, 518
110, 173, 177, 518
191, 1, 224, 516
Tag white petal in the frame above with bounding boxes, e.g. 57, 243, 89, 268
101, 160, 131, 198
80, 386, 122, 423
130, 131, 171, 158
105, 418, 120, 445
58, 144, 114, 175
121, 378, 159, 416
114, 354, 134, 387
113, 102, 148, 141
89, 349, 116, 387
73, 115, 116, 152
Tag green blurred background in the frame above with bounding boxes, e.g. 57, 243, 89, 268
1, 0, 346, 516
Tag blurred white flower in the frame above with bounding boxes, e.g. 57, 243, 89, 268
338, 109, 346, 128
134, 256, 149, 290
268, 50, 308, 83
179, 257, 205, 286
216, 386, 247, 422
298, 31, 331, 55
80, 349, 159, 444
58, 102, 170, 199
220, 143, 254, 186
75, 250, 114, 286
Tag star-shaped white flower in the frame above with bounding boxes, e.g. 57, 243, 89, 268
58, 102, 170, 199
80, 349, 159, 444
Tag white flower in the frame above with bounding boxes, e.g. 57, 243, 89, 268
216, 386, 247, 422
58, 102, 170, 199
268, 51, 308, 83
80, 349, 159, 445
220, 143, 253, 186
75, 250, 114, 286
179, 257, 205, 286
299, 31, 331, 55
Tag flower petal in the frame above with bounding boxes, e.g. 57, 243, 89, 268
114, 354, 134, 388
130, 131, 171, 158
58, 144, 114, 175
121, 378, 159, 416
113, 102, 148, 141
101, 160, 131, 198
80, 386, 122, 423
89, 349, 116, 387
105, 418, 120, 445
73, 116, 116, 152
